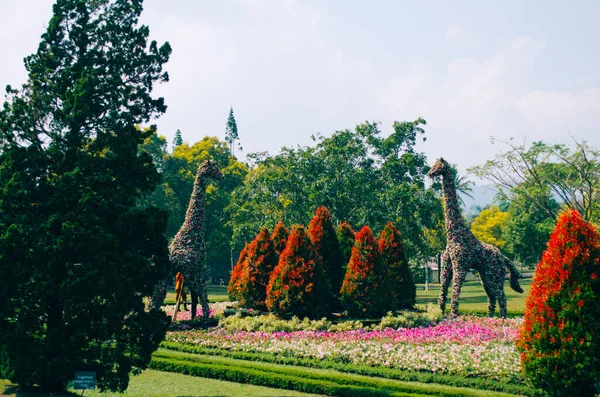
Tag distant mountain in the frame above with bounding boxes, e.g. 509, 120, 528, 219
459, 184, 498, 215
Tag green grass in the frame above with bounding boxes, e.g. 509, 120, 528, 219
150, 349, 528, 397
1, 371, 322, 396
163, 284, 229, 305
416, 278, 532, 316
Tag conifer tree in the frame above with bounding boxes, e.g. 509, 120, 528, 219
173, 128, 183, 149
341, 226, 393, 317
271, 221, 290, 256
225, 107, 242, 156
379, 222, 415, 309
518, 209, 600, 396
309, 206, 345, 295
337, 222, 355, 274
228, 243, 249, 301
237, 227, 278, 310
266, 225, 331, 318
0, 0, 171, 391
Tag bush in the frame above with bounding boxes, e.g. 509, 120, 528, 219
266, 225, 332, 319
518, 209, 600, 397
228, 243, 249, 301
309, 206, 345, 295
338, 222, 355, 271
237, 227, 278, 310
340, 226, 394, 317
373, 305, 443, 330
379, 222, 416, 309
271, 221, 289, 255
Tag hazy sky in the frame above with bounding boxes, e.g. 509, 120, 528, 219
1, 0, 599, 174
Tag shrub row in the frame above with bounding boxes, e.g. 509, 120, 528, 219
151, 349, 526, 397
159, 342, 541, 397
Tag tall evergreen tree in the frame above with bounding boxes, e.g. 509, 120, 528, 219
379, 222, 415, 309
308, 206, 345, 295
271, 221, 290, 256
225, 107, 241, 156
337, 222, 355, 272
173, 128, 183, 149
0, 0, 171, 392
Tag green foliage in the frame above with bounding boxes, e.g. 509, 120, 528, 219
338, 222, 356, 270
379, 222, 416, 309
219, 314, 343, 333
308, 206, 345, 295
173, 128, 183, 149
470, 206, 509, 253
271, 221, 290, 255
373, 305, 443, 330
0, 0, 171, 391
266, 225, 332, 319
518, 210, 600, 397
225, 107, 242, 156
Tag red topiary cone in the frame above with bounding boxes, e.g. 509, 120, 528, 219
518, 209, 600, 397
237, 227, 278, 310
271, 221, 289, 256
379, 222, 416, 309
338, 222, 355, 272
266, 225, 332, 319
228, 243, 249, 301
309, 207, 345, 295
340, 226, 394, 317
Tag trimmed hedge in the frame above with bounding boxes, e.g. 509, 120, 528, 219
379, 222, 416, 309
309, 206, 345, 295
228, 243, 249, 301
151, 349, 526, 397
159, 343, 541, 396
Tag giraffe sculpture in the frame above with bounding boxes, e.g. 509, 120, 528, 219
427, 158, 523, 318
151, 159, 223, 319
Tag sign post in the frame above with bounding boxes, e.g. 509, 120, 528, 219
74, 371, 96, 395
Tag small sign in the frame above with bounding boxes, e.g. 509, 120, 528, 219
74, 371, 96, 390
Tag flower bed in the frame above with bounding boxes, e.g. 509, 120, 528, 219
162, 301, 235, 320
166, 316, 522, 379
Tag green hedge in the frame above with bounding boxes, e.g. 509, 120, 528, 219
151, 351, 524, 397
159, 342, 541, 396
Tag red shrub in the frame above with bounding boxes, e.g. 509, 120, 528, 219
271, 221, 289, 255
340, 226, 394, 317
228, 243, 249, 301
237, 227, 278, 310
308, 207, 345, 294
266, 225, 331, 319
518, 209, 600, 396
379, 222, 415, 309
338, 222, 355, 272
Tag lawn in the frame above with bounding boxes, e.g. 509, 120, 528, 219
163, 284, 229, 305
1, 370, 322, 397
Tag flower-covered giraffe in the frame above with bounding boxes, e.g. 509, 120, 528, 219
150, 160, 223, 319
428, 158, 523, 318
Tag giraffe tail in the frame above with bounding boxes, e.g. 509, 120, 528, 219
506, 258, 524, 293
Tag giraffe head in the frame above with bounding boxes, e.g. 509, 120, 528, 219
427, 157, 450, 179
198, 159, 224, 182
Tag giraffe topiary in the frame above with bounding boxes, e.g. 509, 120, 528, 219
428, 158, 523, 318
150, 160, 223, 319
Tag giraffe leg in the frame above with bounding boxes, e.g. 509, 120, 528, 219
497, 287, 507, 318
199, 285, 210, 319
438, 251, 453, 314
191, 289, 198, 320
450, 264, 467, 317
483, 282, 496, 317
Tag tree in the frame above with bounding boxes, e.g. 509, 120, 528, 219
518, 210, 600, 396
225, 107, 242, 156
266, 225, 331, 319
271, 221, 289, 255
308, 207, 345, 295
469, 138, 600, 222
340, 226, 393, 317
173, 128, 183, 149
237, 227, 278, 310
379, 222, 415, 309
470, 206, 510, 253
228, 243, 249, 301
0, 0, 171, 391
337, 222, 355, 272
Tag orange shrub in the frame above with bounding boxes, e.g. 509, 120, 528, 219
228, 243, 249, 301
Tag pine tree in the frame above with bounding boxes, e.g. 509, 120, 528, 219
341, 226, 393, 317
173, 128, 183, 149
266, 225, 331, 318
337, 222, 355, 275
237, 227, 278, 310
308, 206, 345, 295
379, 222, 415, 309
518, 210, 600, 396
0, 0, 171, 391
228, 243, 249, 301
225, 107, 242, 156
271, 221, 290, 255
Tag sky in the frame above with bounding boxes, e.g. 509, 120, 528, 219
1, 0, 599, 176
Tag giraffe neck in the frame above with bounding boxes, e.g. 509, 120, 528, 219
181, 172, 207, 237
441, 172, 471, 244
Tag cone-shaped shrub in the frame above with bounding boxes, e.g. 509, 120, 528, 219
340, 226, 394, 317
237, 227, 278, 310
309, 207, 345, 294
379, 222, 416, 309
266, 225, 332, 319
338, 222, 355, 270
228, 243, 249, 301
518, 209, 600, 397
271, 221, 289, 255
